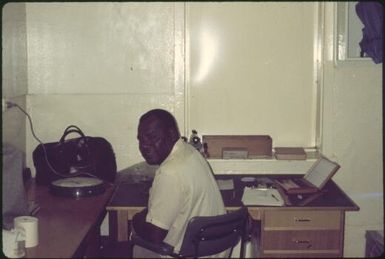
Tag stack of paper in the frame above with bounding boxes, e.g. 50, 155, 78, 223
241, 187, 284, 206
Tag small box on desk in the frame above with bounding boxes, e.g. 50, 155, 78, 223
202, 135, 272, 159
274, 147, 307, 160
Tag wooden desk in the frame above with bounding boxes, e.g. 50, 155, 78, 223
106, 175, 359, 257
24, 180, 114, 258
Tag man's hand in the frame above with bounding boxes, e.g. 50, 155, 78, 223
132, 208, 168, 243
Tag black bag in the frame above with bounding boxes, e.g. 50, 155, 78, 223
32, 125, 117, 185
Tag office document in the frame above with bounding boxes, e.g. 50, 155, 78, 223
242, 187, 284, 206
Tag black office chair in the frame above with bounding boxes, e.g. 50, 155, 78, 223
129, 206, 250, 258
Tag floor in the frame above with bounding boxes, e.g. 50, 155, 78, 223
99, 238, 132, 258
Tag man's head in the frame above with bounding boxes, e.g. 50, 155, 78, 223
137, 109, 181, 165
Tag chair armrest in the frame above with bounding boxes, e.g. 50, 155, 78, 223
130, 234, 177, 256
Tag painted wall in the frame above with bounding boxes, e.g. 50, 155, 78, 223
24, 2, 185, 172
23, 2, 321, 174
2, 3, 28, 160
1, 2, 382, 257
321, 3, 383, 256
187, 2, 318, 148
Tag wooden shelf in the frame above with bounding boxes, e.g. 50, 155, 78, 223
208, 158, 318, 175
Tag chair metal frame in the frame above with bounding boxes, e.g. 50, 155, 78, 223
129, 206, 250, 258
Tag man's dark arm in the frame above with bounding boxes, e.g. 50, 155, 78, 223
132, 208, 168, 243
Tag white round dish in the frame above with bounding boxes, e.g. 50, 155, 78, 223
50, 176, 105, 198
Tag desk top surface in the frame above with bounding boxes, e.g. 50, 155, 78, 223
24, 180, 114, 258
107, 174, 359, 211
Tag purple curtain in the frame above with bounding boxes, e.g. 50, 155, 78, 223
355, 1, 383, 64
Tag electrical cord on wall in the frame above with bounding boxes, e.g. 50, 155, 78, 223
6, 101, 96, 179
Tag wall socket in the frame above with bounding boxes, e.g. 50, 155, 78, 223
2, 98, 14, 112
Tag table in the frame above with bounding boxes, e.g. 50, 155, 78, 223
24, 180, 114, 258
106, 174, 359, 257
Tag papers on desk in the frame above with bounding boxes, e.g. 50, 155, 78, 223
216, 179, 234, 190
241, 187, 285, 206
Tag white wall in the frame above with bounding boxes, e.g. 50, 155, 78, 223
23, 2, 321, 176
321, 3, 383, 257
187, 2, 318, 148
2, 3, 28, 158
24, 2, 185, 171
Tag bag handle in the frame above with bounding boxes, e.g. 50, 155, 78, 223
59, 125, 87, 143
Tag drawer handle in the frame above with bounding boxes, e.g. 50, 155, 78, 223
293, 239, 312, 248
294, 217, 311, 222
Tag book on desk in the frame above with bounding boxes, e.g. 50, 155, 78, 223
275, 155, 340, 195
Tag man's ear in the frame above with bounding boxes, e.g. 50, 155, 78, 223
168, 128, 180, 143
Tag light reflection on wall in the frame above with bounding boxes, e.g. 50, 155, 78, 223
350, 192, 383, 199
193, 26, 218, 83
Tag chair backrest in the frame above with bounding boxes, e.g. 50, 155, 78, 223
178, 206, 249, 258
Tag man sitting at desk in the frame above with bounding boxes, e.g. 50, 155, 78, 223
132, 109, 226, 258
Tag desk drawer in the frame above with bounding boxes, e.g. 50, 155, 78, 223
263, 230, 341, 250
264, 210, 341, 230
